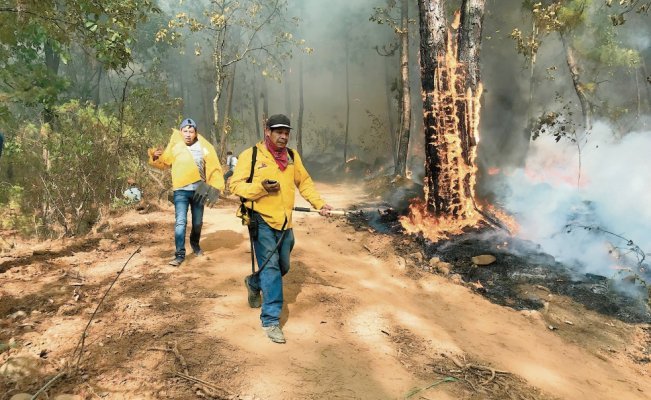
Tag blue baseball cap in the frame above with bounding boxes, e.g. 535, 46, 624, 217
180, 118, 197, 130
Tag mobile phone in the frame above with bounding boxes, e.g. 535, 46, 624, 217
266, 179, 278, 184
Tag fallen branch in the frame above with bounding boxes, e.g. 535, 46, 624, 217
151, 342, 234, 398
30, 371, 66, 400
300, 280, 345, 290
168, 341, 189, 375
71, 246, 142, 370
404, 377, 457, 398
175, 371, 234, 397
31, 247, 142, 399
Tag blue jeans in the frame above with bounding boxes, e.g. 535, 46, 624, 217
248, 212, 295, 327
173, 190, 204, 259
223, 169, 234, 181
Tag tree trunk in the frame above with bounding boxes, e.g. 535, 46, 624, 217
394, 0, 412, 177
457, 0, 484, 164
93, 63, 102, 109
560, 33, 592, 132
458, 0, 485, 91
262, 76, 269, 123
285, 68, 292, 117
43, 41, 61, 124
383, 56, 398, 168
417, 0, 448, 214
252, 71, 261, 139
219, 65, 236, 159
416, 0, 484, 218
297, 55, 305, 154
343, 40, 351, 165
212, 75, 223, 146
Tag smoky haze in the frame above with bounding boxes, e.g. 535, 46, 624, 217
154, 0, 650, 278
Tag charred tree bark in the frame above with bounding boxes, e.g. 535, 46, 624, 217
457, 0, 484, 186
416, 0, 485, 219
394, 0, 412, 177
458, 0, 484, 91
417, 0, 447, 214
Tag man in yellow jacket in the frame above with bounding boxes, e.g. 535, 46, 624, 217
149, 118, 224, 266
230, 114, 332, 344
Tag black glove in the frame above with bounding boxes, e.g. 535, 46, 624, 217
193, 181, 220, 207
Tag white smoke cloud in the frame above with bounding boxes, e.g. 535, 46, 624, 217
499, 121, 651, 277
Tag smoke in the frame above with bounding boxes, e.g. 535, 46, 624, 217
498, 121, 651, 278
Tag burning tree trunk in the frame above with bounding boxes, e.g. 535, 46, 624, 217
404, 0, 486, 241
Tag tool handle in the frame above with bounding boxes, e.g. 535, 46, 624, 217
293, 207, 346, 216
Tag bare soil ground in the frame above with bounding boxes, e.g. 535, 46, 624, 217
1, 183, 650, 399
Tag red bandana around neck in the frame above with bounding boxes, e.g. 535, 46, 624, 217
264, 136, 289, 171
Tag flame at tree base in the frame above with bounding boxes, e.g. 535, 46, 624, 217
400, 199, 519, 243
399, 199, 484, 242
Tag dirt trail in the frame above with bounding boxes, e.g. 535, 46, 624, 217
1, 182, 650, 399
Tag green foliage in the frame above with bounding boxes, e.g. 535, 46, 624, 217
0, 1, 160, 123
0, 96, 177, 237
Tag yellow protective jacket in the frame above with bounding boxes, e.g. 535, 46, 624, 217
230, 142, 325, 230
148, 130, 225, 191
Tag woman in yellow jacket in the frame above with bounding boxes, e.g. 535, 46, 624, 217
149, 118, 224, 266
230, 114, 332, 344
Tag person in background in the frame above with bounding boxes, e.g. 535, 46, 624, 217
223, 150, 238, 190
149, 118, 224, 266
230, 114, 333, 344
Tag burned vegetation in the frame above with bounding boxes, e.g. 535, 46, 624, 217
348, 206, 651, 325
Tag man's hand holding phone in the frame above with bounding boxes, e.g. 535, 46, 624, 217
262, 179, 280, 193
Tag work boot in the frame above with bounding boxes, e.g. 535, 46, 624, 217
244, 275, 261, 308
169, 257, 184, 267
263, 325, 286, 344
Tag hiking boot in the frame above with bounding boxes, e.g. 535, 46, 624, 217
169, 257, 184, 267
263, 325, 286, 344
244, 275, 261, 308
193, 248, 204, 256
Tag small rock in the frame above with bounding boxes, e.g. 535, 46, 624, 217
9, 311, 27, 320
548, 325, 557, 331
53, 395, 83, 400
428, 257, 441, 267
0, 356, 40, 381
396, 256, 406, 271
10, 394, 33, 400
472, 254, 496, 266
449, 274, 464, 284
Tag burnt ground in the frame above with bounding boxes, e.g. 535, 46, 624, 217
346, 209, 651, 325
